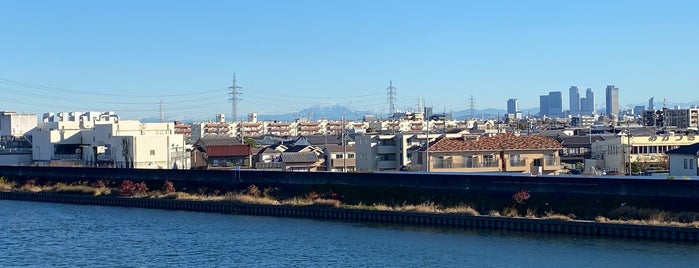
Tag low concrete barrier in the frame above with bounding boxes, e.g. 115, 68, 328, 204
1, 192, 696, 242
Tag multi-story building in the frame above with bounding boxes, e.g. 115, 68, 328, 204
580, 88, 595, 115
267, 122, 296, 136
174, 121, 192, 142
0, 111, 37, 137
569, 86, 580, 115
507, 99, 518, 114
356, 131, 436, 171
415, 133, 563, 175
322, 144, 356, 172
605, 85, 619, 119
665, 107, 699, 130
0, 111, 36, 165
28, 112, 185, 169
586, 132, 697, 175
548, 91, 563, 117
539, 95, 550, 117
539, 91, 562, 117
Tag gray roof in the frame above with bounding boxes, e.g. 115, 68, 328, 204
195, 137, 243, 147
667, 142, 699, 155
322, 144, 355, 153
281, 152, 319, 163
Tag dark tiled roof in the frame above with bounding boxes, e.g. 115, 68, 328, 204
667, 142, 699, 155
558, 136, 605, 147
281, 152, 318, 163
302, 135, 342, 145
205, 145, 251, 157
428, 133, 562, 152
322, 144, 355, 153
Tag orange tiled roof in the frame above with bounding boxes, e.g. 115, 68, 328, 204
429, 133, 562, 152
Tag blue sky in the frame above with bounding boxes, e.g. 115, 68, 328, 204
1, 0, 697, 120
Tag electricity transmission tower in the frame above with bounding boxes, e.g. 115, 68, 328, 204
386, 80, 397, 116
228, 73, 243, 122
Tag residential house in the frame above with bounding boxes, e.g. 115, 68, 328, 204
322, 144, 356, 172
414, 133, 563, 174
192, 144, 252, 169
667, 143, 699, 177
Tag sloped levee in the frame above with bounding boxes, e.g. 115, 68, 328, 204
1, 192, 697, 242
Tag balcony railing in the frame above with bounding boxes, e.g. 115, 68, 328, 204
509, 159, 526, 167
435, 160, 500, 169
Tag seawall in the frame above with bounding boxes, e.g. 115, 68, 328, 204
1, 166, 699, 200
2, 192, 697, 243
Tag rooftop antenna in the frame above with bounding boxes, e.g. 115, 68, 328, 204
228, 73, 243, 122
386, 80, 397, 116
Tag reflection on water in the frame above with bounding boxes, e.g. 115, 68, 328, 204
1, 200, 697, 267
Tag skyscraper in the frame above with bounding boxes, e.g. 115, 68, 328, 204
648, 97, 655, 111
569, 86, 580, 115
605, 85, 619, 118
548, 91, 563, 117
507, 98, 518, 114
539, 95, 549, 117
585, 88, 595, 114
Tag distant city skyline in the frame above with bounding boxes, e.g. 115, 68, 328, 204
1, 1, 698, 120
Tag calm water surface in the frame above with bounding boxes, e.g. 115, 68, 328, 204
1, 200, 698, 267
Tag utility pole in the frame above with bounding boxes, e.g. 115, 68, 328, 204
426, 117, 430, 172
342, 115, 347, 172
386, 80, 397, 116
228, 73, 243, 122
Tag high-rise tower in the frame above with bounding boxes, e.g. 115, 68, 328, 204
605, 85, 619, 118
507, 98, 518, 114
569, 86, 580, 115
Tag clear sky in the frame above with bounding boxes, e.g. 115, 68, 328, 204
1, 0, 697, 120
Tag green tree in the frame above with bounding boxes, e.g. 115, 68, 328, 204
243, 137, 257, 147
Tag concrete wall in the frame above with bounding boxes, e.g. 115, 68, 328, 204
1, 166, 699, 200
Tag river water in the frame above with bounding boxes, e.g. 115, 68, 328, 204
1, 200, 698, 267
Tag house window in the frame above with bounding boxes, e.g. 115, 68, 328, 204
685, 159, 688, 169
335, 154, 344, 159
509, 154, 524, 167
544, 152, 556, 166
483, 154, 497, 168
462, 155, 474, 168
434, 156, 452, 169
348, 154, 355, 159
150, 150, 155, 156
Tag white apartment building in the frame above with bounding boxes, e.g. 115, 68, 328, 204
0, 111, 38, 137
28, 112, 184, 168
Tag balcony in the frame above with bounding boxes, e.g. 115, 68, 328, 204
377, 160, 397, 169
255, 162, 284, 169
509, 159, 526, 167
376, 145, 397, 154
331, 158, 356, 168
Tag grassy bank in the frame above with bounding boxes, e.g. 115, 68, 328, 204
1, 177, 698, 228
